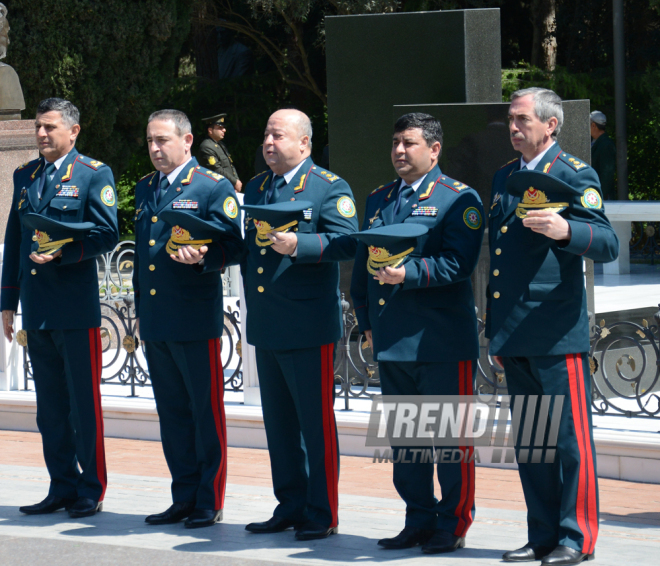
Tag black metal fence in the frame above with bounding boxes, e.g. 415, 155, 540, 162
14, 239, 660, 419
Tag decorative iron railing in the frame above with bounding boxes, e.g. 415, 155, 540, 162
17, 242, 243, 395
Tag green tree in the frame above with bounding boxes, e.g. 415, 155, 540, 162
5, 0, 192, 235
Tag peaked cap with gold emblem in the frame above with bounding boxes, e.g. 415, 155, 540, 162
21, 213, 95, 255
352, 224, 428, 275
506, 169, 581, 219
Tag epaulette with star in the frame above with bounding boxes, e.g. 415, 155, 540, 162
194, 166, 224, 182
78, 155, 105, 170
438, 176, 469, 193
558, 152, 589, 171
250, 170, 269, 182
15, 157, 40, 173
369, 180, 396, 197
310, 166, 341, 183
498, 157, 519, 170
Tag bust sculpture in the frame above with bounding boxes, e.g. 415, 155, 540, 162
0, 3, 26, 119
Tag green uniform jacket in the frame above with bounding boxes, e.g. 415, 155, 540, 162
486, 143, 619, 357
350, 165, 484, 362
241, 157, 358, 350
198, 137, 239, 186
1, 149, 119, 329
591, 133, 616, 200
132, 158, 244, 342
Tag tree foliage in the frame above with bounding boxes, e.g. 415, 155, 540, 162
5, 0, 192, 178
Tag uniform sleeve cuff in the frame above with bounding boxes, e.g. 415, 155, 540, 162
354, 305, 371, 332
0, 289, 21, 312
293, 233, 323, 263
561, 220, 593, 255
401, 260, 420, 290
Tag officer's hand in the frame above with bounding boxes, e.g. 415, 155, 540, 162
493, 355, 504, 369
522, 210, 572, 241
364, 329, 373, 351
375, 265, 406, 285
135, 317, 140, 338
170, 245, 208, 264
2, 310, 15, 342
234, 180, 243, 192
268, 231, 298, 255
29, 249, 62, 264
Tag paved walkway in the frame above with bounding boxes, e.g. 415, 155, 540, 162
0, 431, 659, 565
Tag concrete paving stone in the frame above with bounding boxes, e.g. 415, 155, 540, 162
2, 443, 660, 565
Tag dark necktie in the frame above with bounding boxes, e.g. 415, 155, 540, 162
266, 175, 286, 204
40, 162, 57, 198
394, 184, 414, 216
155, 175, 170, 204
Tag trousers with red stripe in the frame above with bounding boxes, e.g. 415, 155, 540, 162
255, 343, 339, 528
144, 338, 227, 511
503, 353, 599, 555
379, 359, 476, 535
27, 328, 107, 502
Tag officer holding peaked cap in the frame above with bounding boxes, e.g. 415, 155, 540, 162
487, 87, 619, 565
351, 112, 484, 555
1, 97, 118, 519
241, 108, 358, 541
133, 109, 244, 529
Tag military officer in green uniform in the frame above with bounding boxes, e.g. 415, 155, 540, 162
350, 113, 484, 555
133, 110, 244, 528
198, 113, 242, 192
487, 88, 619, 565
589, 111, 616, 201
241, 109, 358, 541
1, 97, 118, 518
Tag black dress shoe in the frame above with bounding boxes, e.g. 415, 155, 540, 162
378, 526, 435, 549
503, 542, 554, 562
295, 521, 338, 541
145, 502, 195, 525
542, 546, 594, 565
68, 497, 103, 518
19, 495, 76, 515
245, 515, 305, 533
421, 530, 465, 554
184, 508, 223, 528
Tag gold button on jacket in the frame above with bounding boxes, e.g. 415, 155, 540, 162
501, 226, 508, 233
493, 291, 500, 299
378, 298, 385, 306
150, 289, 156, 295
258, 286, 264, 293
149, 239, 156, 246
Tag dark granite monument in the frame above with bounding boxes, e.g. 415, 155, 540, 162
326, 9, 502, 218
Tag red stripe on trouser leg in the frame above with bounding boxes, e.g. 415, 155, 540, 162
454, 360, 475, 537
320, 343, 339, 528
209, 338, 227, 510
566, 354, 598, 553
89, 328, 107, 500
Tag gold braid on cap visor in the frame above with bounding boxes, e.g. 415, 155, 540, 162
367, 245, 415, 275
166, 226, 213, 255
253, 218, 298, 247
34, 230, 73, 255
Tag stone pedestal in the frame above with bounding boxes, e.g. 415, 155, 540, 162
0, 120, 37, 243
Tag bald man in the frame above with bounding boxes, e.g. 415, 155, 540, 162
241, 109, 358, 540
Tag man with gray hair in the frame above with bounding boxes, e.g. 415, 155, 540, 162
1, 97, 118, 518
133, 109, 244, 528
486, 87, 618, 565
589, 111, 616, 200
241, 108, 358, 540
